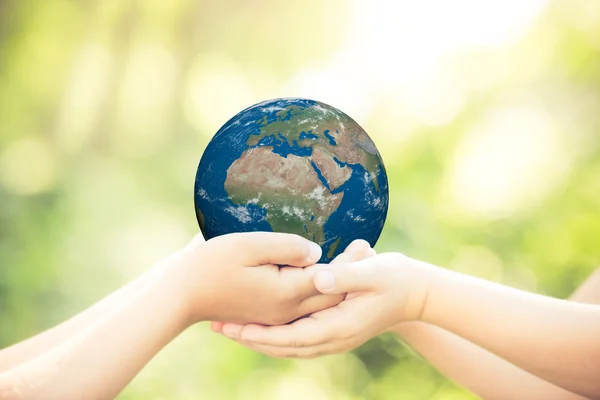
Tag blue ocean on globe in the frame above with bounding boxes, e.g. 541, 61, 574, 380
194, 98, 389, 263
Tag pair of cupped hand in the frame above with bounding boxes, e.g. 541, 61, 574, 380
172, 232, 428, 358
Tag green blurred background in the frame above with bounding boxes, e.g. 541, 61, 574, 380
1, 0, 599, 398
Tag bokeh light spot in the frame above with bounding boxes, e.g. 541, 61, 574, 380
448, 104, 571, 218
0, 137, 58, 195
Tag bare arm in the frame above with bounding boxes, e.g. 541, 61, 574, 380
221, 254, 600, 399
0, 267, 164, 373
0, 260, 189, 399
389, 268, 600, 400
570, 268, 600, 304
392, 323, 585, 400
420, 265, 600, 399
0, 233, 336, 399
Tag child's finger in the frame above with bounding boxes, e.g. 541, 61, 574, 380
210, 321, 224, 333
331, 239, 372, 264
314, 260, 377, 294
298, 240, 373, 315
239, 337, 356, 359
229, 232, 322, 267
299, 293, 344, 316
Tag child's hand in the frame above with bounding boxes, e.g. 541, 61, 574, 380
210, 238, 376, 334
171, 231, 342, 326
213, 252, 432, 358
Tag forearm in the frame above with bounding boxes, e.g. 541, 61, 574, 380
0, 263, 166, 373
0, 260, 191, 400
421, 264, 600, 398
390, 269, 600, 400
392, 322, 586, 400
570, 268, 600, 304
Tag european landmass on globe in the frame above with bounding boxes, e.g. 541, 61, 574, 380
194, 98, 389, 263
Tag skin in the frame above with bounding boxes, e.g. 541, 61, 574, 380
0, 232, 367, 400
216, 251, 600, 400
389, 267, 600, 400
389, 273, 600, 400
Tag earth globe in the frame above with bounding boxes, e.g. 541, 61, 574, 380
194, 98, 389, 263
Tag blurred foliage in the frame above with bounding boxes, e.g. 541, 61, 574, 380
1, 0, 600, 399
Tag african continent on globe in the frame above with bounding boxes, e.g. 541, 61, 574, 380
194, 98, 389, 263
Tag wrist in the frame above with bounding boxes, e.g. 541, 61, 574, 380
165, 241, 225, 324
389, 321, 422, 335
150, 254, 200, 329
417, 263, 454, 326
400, 257, 437, 322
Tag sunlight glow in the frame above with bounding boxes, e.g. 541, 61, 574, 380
280, 0, 548, 128
449, 246, 504, 281
184, 53, 257, 136
448, 105, 571, 218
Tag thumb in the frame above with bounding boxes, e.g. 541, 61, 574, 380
228, 232, 322, 267
313, 260, 377, 294
330, 239, 374, 265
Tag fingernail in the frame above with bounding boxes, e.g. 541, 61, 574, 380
315, 270, 335, 292
309, 243, 322, 262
